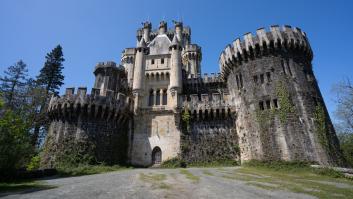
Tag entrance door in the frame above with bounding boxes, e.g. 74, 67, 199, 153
152, 147, 162, 165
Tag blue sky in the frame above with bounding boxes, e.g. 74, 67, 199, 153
0, 0, 352, 120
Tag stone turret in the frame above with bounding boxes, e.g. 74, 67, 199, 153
219, 25, 344, 166
142, 21, 152, 43
94, 61, 127, 96
169, 35, 183, 94
121, 48, 136, 87
173, 21, 183, 45
182, 44, 202, 77
159, 21, 167, 35
132, 38, 148, 112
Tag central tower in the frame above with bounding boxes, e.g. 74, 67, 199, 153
122, 21, 201, 166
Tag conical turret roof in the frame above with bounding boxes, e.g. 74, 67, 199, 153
137, 38, 147, 48
170, 35, 180, 47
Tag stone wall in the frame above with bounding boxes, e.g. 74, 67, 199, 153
181, 118, 239, 163
42, 116, 129, 167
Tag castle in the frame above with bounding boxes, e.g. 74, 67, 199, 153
43, 21, 344, 167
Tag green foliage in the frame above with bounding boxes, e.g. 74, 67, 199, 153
255, 108, 275, 132
0, 60, 29, 110
338, 132, 353, 167
41, 135, 96, 168
36, 45, 65, 95
255, 81, 296, 131
312, 167, 345, 178
314, 104, 330, 150
0, 100, 33, 174
160, 157, 238, 168
160, 157, 187, 168
242, 159, 348, 179
181, 107, 191, 132
276, 81, 296, 124
26, 155, 41, 171
0, 180, 56, 193
243, 160, 311, 172
57, 164, 128, 177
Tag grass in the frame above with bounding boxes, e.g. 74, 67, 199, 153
0, 180, 56, 194
57, 164, 130, 177
202, 170, 214, 176
180, 169, 200, 183
139, 173, 171, 189
160, 158, 238, 168
221, 161, 353, 199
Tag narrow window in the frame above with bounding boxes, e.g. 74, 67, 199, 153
148, 89, 154, 106
162, 89, 167, 105
266, 72, 271, 82
266, 100, 271, 109
260, 74, 264, 84
155, 90, 161, 105
273, 99, 278, 108
253, 75, 258, 84
161, 58, 164, 64
287, 59, 293, 76
236, 75, 240, 89
259, 101, 264, 110
281, 60, 286, 74
151, 59, 155, 65
239, 73, 243, 88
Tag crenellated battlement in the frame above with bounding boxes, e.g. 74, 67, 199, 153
48, 87, 133, 121
219, 25, 313, 80
182, 92, 233, 120
184, 72, 223, 84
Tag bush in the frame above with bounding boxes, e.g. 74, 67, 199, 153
243, 160, 311, 171
312, 167, 345, 178
26, 155, 41, 171
160, 158, 186, 168
57, 164, 128, 177
160, 158, 238, 168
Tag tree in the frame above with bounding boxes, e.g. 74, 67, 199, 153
0, 60, 28, 110
0, 99, 33, 177
333, 78, 353, 166
32, 45, 65, 146
36, 45, 65, 95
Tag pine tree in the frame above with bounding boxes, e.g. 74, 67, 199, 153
0, 60, 29, 110
32, 45, 65, 146
36, 45, 65, 95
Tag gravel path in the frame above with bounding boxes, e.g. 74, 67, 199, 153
1, 167, 317, 199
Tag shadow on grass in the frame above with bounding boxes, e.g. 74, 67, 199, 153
0, 181, 57, 197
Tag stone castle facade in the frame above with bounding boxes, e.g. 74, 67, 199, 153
44, 21, 344, 167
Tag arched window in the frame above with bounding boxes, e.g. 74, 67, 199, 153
156, 89, 161, 105
162, 89, 167, 105
149, 89, 154, 106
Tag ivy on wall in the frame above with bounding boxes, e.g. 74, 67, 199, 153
275, 81, 296, 124
313, 103, 337, 158
181, 107, 191, 132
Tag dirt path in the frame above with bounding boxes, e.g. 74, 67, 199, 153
0, 167, 343, 199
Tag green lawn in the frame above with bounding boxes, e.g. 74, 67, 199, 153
0, 181, 56, 194
221, 166, 353, 199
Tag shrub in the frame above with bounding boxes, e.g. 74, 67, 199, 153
26, 155, 41, 171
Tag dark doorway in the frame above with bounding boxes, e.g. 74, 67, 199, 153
152, 146, 162, 165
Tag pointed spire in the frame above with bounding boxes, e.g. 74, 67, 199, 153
170, 35, 180, 46
137, 38, 147, 48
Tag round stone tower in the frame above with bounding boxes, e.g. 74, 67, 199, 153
219, 25, 344, 166
42, 62, 133, 168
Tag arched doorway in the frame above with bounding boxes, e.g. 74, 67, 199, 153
152, 146, 162, 165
